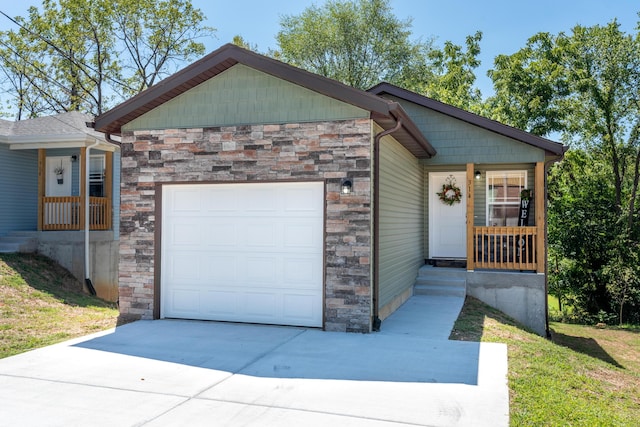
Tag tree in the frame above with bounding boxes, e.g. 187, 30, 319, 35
486, 32, 570, 135
491, 18, 640, 323
276, 0, 424, 90
400, 31, 483, 113
275, 0, 483, 110
111, 0, 214, 95
548, 149, 619, 317
0, 0, 215, 118
0, 28, 50, 119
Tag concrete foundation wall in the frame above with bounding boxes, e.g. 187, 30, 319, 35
36, 231, 119, 302
466, 271, 546, 336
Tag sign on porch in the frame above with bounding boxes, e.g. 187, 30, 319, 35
518, 189, 531, 226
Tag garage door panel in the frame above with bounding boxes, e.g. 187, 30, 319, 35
169, 289, 201, 315
162, 182, 323, 327
243, 188, 278, 212
205, 222, 237, 247
245, 292, 279, 317
283, 293, 318, 321
203, 187, 237, 212
171, 189, 202, 213
284, 223, 320, 249
284, 187, 323, 213
244, 256, 278, 284
200, 291, 239, 316
283, 257, 321, 285
245, 223, 277, 247
171, 223, 202, 246
168, 253, 201, 281
205, 256, 237, 281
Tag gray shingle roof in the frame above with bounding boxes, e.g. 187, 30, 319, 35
0, 111, 104, 141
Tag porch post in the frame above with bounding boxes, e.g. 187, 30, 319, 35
535, 162, 545, 274
466, 163, 475, 271
37, 149, 45, 231
79, 147, 87, 229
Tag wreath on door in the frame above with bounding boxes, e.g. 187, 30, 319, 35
437, 175, 462, 206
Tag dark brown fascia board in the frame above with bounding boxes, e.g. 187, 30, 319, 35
368, 82, 567, 157
96, 44, 410, 137
387, 103, 436, 158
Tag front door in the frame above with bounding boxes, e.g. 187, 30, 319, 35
429, 172, 467, 258
45, 156, 72, 197
45, 156, 73, 227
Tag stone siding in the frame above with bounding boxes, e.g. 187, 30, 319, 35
119, 119, 373, 332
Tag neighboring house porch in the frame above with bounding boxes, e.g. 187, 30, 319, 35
0, 112, 120, 301
37, 149, 114, 232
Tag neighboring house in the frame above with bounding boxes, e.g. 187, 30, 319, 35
0, 112, 120, 301
95, 44, 565, 334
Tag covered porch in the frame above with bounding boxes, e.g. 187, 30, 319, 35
464, 162, 545, 273
37, 149, 113, 231
5, 112, 118, 233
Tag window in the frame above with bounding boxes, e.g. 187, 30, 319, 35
89, 155, 105, 197
486, 171, 527, 226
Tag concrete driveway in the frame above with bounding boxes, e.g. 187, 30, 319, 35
0, 295, 508, 426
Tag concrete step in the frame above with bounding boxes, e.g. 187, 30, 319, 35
414, 264, 467, 298
414, 284, 466, 298
415, 276, 466, 288
417, 265, 467, 279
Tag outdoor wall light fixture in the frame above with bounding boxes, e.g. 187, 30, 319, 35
341, 178, 353, 194
475, 170, 481, 180
71, 155, 78, 162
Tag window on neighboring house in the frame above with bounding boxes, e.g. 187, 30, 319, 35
89, 155, 105, 197
486, 170, 527, 226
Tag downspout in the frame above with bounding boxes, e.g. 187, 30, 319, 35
372, 117, 403, 331
84, 138, 100, 295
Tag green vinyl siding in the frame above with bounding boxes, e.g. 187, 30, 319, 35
385, 96, 546, 165
423, 163, 536, 257
123, 64, 369, 131
378, 132, 424, 310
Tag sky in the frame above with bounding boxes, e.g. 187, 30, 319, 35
0, 0, 638, 98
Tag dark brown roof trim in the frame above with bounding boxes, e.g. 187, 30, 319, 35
94, 44, 435, 158
368, 82, 567, 156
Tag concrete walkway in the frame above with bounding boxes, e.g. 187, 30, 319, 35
0, 295, 508, 426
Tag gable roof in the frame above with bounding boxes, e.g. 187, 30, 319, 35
0, 111, 116, 151
368, 82, 567, 157
94, 44, 436, 158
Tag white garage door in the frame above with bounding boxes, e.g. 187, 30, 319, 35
161, 182, 324, 327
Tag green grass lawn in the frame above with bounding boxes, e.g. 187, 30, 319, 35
0, 253, 119, 358
451, 297, 640, 426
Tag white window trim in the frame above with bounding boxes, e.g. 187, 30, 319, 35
89, 154, 105, 184
486, 170, 528, 226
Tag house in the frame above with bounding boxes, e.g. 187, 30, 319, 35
0, 112, 120, 301
369, 83, 566, 334
94, 44, 565, 334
